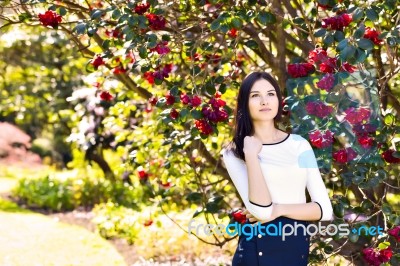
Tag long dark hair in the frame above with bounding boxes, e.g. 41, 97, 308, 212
229, 72, 283, 161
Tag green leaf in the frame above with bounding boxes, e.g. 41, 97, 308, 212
333, 204, 344, 218
257, 11, 276, 25
382, 203, 392, 215
219, 84, 227, 94
353, 24, 366, 39
112, 9, 121, 20
352, 8, 364, 22
73, 23, 87, 35
323, 34, 334, 46
378, 242, 391, 250
210, 19, 221, 31
58, 7, 67, 16
314, 28, 326, 38
324, 245, 334, 254
180, 108, 189, 118
355, 48, 368, 63
340, 45, 356, 61
191, 109, 202, 119
337, 38, 348, 51
186, 192, 202, 203
90, 9, 104, 20
334, 31, 345, 41
138, 46, 147, 59
358, 38, 374, 50
326, 92, 340, 103
220, 24, 229, 34
231, 17, 242, 29
102, 40, 110, 50
365, 8, 379, 21
245, 40, 258, 49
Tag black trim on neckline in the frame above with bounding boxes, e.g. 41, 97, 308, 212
262, 133, 291, 145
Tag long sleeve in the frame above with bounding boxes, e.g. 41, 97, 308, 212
222, 149, 273, 220
298, 140, 333, 221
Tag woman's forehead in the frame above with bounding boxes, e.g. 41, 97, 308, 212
250, 79, 275, 91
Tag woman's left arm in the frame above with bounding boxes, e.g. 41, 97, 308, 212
247, 140, 333, 223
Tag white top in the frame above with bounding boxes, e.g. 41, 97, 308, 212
222, 133, 333, 221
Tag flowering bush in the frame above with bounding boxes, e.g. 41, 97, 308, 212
1, 0, 399, 264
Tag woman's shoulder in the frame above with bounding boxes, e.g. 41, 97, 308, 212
287, 133, 313, 150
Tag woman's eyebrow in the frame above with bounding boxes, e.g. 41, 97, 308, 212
250, 90, 275, 93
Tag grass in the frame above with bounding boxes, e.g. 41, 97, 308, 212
0, 165, 127, 266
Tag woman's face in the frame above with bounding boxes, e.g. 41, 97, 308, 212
248, 78, 279, 122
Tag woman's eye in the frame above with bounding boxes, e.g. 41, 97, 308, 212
268, 93, 275, 96
251, 94, 259, 97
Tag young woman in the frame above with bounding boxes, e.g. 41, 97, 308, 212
222, 72, 333, 265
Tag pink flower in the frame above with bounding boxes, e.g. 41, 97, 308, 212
344, 107, 371, 124
308, 130, 334, 149
316, 73, 335, 91
381, 149, 400, 164
340, 62, 357, 73
308, 48, 329, 64
287, 63, 315, 78
305, 101, 333, 118
319, 57, 337, 73
357, 135, 374, 148
134, 3, 150, 15
190, 95, 202, 107
195, 119, 213, 135
91, 56, 105, 69
149, 41, 170, 55
388, 226, 400, 242
333, 147, 357, 163
146, 13, 166, 30
322, 13, 352, 31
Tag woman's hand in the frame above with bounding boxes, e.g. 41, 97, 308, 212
243, 205, 281, 224
243, 136, 262, 157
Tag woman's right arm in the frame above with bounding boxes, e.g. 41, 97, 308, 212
222, 146, 273, 221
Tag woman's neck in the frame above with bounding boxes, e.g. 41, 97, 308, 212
252, 122, 281, 143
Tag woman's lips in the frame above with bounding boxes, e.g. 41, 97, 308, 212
259, 108, 271, 111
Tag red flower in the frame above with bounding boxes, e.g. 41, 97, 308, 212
105, 29, 122, 39
180, 94, 190, 105
322, 13, 352, 31
357, 135, 374, 148
195, 119, 213, 135
309, 130, 334, 149
149, 96, 158, 106
38, 10, 62, 28
137, 169, 148, 180
340, 62, 356, 73
190, 95, 202, 107
388, 225, 400, 241
170, 108, 179, 120
319, 57, 337, 73
305, 101, 333, 118
146, 13, 166, 30
165, 92, 175, 105
149, 41, 170, 55
160, 181, 172, 189
316, 73, 335, 91
287, 63, 315, 78
228, 28, 238, 38
308, 48, 329, 64
209, 97, 226, 109
144, 71, 155, 84
344, 107, 371, 124
91, 56, 105, 69
379, 247, 393, 263
232, 210, 247, 224
364, 27, 383, 45
333, 147, 357, 163
99, 91, 113, 101
143, 219, 153, 226
381, 149, 400, 164
206, 54, 221, 65
134, 3, 150, 15
113, 66, 126, 75
188, 53, 201, 61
